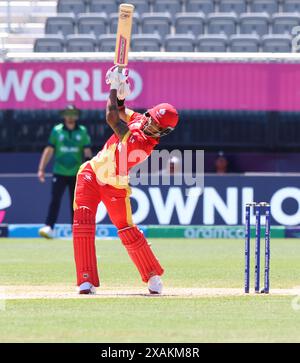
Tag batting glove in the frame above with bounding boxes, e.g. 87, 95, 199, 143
117, 80, 131, 100
106, 65, 129, 90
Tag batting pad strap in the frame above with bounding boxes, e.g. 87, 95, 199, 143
118, 226, 164, 282
73, 207, 99, 287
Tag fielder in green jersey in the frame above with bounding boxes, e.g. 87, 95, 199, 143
48, 123, 91, 177
38, 105, 93, 239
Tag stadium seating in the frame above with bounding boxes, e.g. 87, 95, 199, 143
34, 35, 64, 52
131, 34, 162, 51
198, 34, 228, 52
27, 0, 299, 53
230, 34, 260, 52
0, 108, 276, 152
127, 0, 151, 15
11, 110, 62, 150
261, 34, 292, 52
175, 13, 205, 36
77, 13, 107, 36
45, 14, 75, 36
66, 34, 97, 52
251, 0, 278, 14
89, 0, 118, 14
165, 34, 196, 51
141, 13, 172, 39
185, 0, 215, 14
283, 0, 300, 13
153, 0, 183, 17
219, 0, 247, 15
207, 13, 237, 36
98, 34, 116, 51
57, 0, 86, 15
240, 13, 270, 36
272, 13, 300, 34
0, 0, 55, 51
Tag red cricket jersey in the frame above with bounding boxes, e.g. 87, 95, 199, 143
90, 111, 158, 188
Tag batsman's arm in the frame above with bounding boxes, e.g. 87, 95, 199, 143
38, 146, 54, 183
106, 89, 129, 139
117, 98, 135, 123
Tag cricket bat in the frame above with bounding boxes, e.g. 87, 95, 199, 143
114, 3, 135, 70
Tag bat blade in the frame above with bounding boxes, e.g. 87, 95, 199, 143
114, 3, 135, 68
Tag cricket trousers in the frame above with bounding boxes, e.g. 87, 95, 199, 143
46, 174, 76, 228
73, 162, 164, 287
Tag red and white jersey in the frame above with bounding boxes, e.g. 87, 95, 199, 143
90, 111, 158, 188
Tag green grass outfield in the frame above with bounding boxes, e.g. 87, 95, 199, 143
0, 238, 300, 342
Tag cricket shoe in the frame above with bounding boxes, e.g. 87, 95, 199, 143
148, 275, 163, 294
78, 282, 96, 295
38, 225, 54, 239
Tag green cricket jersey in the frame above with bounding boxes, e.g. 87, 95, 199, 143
48, 123, 91, 176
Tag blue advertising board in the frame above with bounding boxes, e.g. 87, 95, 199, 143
1, 174, 300, 227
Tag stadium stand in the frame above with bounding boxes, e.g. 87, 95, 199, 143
283, 0, 300, 13
272, 13, 300, 34
229, 34, 260, 51
57, 0, 86, 15
175, 13, 206, 36
0, 108, 287, 152
239, 13, 270, 36
0, 0, 299, 53
153, 0, 183, 16
251, 0, 278, 14
186, 0, 215, 14
45, 14, 75, 36
98, 34, 117, 51
2, 1, 300, 159
207, 12, 238, 36
9, 105, 300, 153
77, 13, 107, 36
141, 13, 172, 39
165, 33, 196, 51
198, 34, 228, 51
261, 33, 292, 51
34, 34, 64, 52
219, 0, 247, 15
0, 1, 57, 51
89, 0, 118, 14
126, 0, 151, 15
131, 33, 162, 51
66, 33, 97, 51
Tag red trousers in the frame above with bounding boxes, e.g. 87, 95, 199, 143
74, 162, 133, 230
73, 161, 164, 287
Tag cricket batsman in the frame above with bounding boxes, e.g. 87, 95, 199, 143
73, 66, 179, 294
